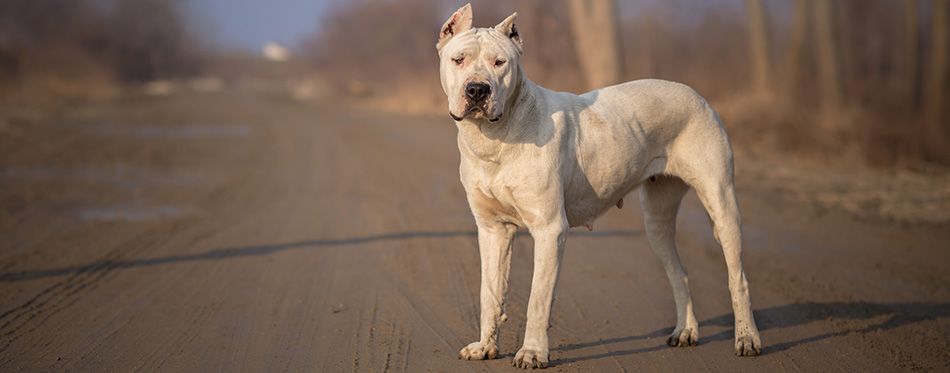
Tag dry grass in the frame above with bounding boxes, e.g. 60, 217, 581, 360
737, 159, 950, 225
0, 45, 121, 108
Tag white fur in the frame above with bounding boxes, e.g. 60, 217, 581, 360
439, 4, 762, 368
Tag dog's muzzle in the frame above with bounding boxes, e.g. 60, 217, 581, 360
450, 82, 502, 122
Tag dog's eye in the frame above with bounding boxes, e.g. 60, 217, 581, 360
494, 59, 506, 67
452, 57, 464, 66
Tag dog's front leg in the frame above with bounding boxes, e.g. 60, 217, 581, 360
460, 221, 516, 360
513, 219, 568, 369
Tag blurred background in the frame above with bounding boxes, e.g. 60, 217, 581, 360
1, 0, 948, 170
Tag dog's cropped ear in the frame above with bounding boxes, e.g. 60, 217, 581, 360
494, 12, 522, 54
437, 3, 473, 52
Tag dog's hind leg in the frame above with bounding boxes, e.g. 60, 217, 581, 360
688, 163, 762, 356
639, 175, 699, 347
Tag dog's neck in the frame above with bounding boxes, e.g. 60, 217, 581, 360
456, 66, 540, 164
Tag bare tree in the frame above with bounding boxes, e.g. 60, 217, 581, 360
106, 0, 202, 82
813, 0, 845, 114
744, 0, 771, 93
925, 0, 949, 120
784, 0, 809, 96
300, 0, 440, 87
904, 0, 920, 110
566, 0, 622, 91
0, 0, 202, 86
518, 0, 582, 91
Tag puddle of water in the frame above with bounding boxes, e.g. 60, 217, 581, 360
0, 165, 210, 189
86, 123, 251, 139
79, 206, 197, 222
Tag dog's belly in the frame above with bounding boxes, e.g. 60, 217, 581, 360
562, 154, 664, 228
563, 174, 635, 228
564, 195, 621, 228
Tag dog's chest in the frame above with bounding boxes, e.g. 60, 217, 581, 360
460, 156, 543, 226
467, 183, 524, 225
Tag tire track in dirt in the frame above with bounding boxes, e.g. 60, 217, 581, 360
0, 229, 167, 354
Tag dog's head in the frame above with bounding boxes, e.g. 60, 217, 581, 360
437, 4, 523, 123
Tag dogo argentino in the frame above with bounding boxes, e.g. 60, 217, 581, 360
438, 4, 762, 368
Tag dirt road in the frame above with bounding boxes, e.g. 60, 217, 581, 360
1, 92, 948, 371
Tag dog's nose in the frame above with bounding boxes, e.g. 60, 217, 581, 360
465, 82, 490, 102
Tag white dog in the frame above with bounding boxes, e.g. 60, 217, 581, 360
438, 4, 761, 368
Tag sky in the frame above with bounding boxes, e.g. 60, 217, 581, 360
188, 0, 334, 50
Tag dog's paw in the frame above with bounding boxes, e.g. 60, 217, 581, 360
512, 347, 548, 369
666, 327, 699, 347
459, 341, 498, 360
734, 334, 761, 356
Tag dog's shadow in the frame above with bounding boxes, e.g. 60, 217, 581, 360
550, 301, 950, 364
0, 229, 640, 282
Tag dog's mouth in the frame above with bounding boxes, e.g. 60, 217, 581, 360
451, 106, 502, 122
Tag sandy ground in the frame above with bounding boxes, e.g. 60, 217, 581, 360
1, 92, 948, 371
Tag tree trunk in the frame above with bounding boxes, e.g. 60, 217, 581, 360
813, 0, 845, 114
745, 0, 772, 93
905, 0, 920, 110
784, 0, 809, 96
925, 0, 949, 120
566, 0, 622, 91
